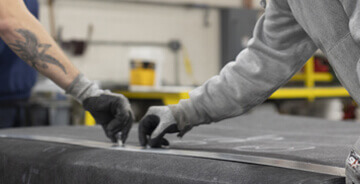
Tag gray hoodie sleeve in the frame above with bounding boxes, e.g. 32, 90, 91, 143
340, 0, 360, 44
170, 0, 317, 133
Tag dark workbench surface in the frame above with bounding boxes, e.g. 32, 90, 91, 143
0, 110, 358, 183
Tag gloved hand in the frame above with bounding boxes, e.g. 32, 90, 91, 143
67, 74, 134, 143
138, 106, 180, 148
83, 92, 133, 143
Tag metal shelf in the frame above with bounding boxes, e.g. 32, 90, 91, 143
270, 87, 349, 100
290, 73, 333, 82
272, 56, 350, 101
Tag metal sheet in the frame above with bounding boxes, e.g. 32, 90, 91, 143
0, 133, 345, 177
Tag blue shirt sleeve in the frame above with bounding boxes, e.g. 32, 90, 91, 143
24, 0, 39, 18
0, 0, 39, 101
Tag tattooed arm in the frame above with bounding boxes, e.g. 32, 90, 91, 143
0, 0, 134, 143
0, 0, 79, 89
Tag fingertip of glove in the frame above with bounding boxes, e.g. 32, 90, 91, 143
139, 138, 147, 147
149, 137, 168, 148
121, 113, 133, 144
120, 135, 127, 145
160, 138, 169, 146
138, 127, 148, 147
110, 136, 118, 143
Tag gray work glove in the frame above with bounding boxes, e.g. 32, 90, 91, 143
138, 106, 191, 148
67, 74, 134, 143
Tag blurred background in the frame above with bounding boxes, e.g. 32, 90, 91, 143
2, 0, 357, 128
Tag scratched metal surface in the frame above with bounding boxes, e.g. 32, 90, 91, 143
0, 109, 357, 183
0, 138, 345, 184
0, 111, 359, 168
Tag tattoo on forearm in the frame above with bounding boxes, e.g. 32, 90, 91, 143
9, 29, 67, 74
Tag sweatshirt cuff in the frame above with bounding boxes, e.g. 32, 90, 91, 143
169, 99, 203, 137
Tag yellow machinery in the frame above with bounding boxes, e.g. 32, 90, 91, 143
271, 56, 350, 101
85, 57, 350, 126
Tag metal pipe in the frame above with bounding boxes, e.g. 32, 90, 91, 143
49, 0, 238, 10
47, 0, 57, 39
88, 40, 168, 47
174, 50, 180, 85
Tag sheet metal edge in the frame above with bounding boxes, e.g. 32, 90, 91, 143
0, 134, 345, 177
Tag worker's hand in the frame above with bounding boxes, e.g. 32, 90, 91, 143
83, 92, 134, 143
138, 106, 180, 148
66, 74, 134, 143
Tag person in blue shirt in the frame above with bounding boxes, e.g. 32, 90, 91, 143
0, 0, 133, 144
0, 0, 38, 128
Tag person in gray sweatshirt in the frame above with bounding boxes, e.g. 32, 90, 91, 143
138, 0, 360, 183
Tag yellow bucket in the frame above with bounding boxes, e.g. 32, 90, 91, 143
130, 60, 156, 86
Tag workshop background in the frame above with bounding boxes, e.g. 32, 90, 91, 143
7, 0, 357, 127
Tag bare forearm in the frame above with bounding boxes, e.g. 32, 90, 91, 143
0, 2, 79, 89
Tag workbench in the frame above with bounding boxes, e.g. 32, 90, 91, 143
0, 109, 358, 183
